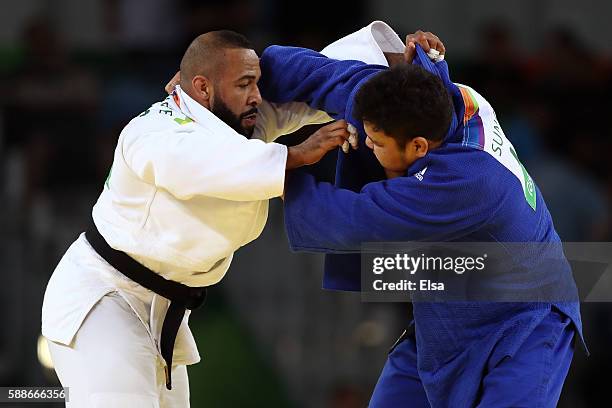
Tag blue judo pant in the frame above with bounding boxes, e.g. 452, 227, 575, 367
370, 308, 576, 408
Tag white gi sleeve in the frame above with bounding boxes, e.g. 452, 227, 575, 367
255, 101, 333, 142
121, 122, 287, 202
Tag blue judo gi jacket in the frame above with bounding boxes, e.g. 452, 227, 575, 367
259, 44, 585, 405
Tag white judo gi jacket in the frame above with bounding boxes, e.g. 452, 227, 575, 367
42, 86, 330, 365
42, 20, 405, 366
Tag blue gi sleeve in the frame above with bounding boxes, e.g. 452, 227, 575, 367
283, 170, 493, 253
260, 45, 389, 191
258, 46, 386, 124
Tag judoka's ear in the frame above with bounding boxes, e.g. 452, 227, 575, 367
192, 75, 213, 107
408, 137, 430, 159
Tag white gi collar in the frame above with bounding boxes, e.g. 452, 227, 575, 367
321, 20, 405, 66
172, 84, 256, 141
173, 85, 211, 124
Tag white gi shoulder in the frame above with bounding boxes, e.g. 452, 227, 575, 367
124, 96, 190, 135
254, 100, 332, 143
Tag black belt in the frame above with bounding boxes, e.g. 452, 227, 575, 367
85, 219, 207, 390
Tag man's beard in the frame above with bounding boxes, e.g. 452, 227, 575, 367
211, 96, 257, 138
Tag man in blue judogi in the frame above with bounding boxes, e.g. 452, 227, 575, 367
257, 33, 585, 407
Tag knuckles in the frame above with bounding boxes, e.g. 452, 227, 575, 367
407, 30, 440, 44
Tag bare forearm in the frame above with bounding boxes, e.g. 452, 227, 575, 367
286, 145, 306, 170
384, 52, 405, 67
285, 120, 350, 170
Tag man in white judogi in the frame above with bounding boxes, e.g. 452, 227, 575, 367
42, 24, 439, 407
42, 30, 347, 408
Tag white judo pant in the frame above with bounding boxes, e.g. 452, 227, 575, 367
47, 292, 190, 408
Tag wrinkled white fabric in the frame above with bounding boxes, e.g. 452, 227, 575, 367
47, 292, 190, 408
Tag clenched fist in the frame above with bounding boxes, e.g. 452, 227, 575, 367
404, 30, 446, 64
165, 71, 180, 94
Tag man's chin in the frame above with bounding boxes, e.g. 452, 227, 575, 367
241, 123, 256, 138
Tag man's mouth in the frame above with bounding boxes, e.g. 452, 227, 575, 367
241, 109, 258, 126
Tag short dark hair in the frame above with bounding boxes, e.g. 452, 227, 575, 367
180, 30, 253, 83
202, 29, 253, 50
353, 64, 453, 146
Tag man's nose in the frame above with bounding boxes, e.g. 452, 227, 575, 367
249, 86, 263, 106
365, 137, 374, 150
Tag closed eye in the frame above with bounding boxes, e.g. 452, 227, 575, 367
236, 75, 257, 88
367, 135, 382, 147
